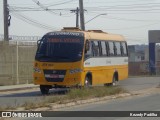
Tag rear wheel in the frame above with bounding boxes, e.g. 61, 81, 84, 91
104, 73, 118, 86
40, 85, 50, 95
104, 83, 112, 86
112, 74, 118, 86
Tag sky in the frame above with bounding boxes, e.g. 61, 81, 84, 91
1, 0, 160, 44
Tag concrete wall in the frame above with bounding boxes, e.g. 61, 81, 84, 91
0, 41, 37, 85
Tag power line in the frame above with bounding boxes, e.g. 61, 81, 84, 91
85, 7, 160, 12
31, 0, 75, 16
9, 2, 160, 13
83, 0, 159, 4
9, 6, 40, 9
11, 6, 160, 12
83, 2, 160, 13
32, 0, 59, 15
9, 6, 68, 12
9, 0, 73, 6
102, 22, 160, 30
9, 7, 75, 18
12, 13, 53, 30
10, 10, 59, 31
88, 10, 160, 15
96, 2, 160, 8
104, 15, 160, 22
46, 0, 75, 7
87, 13, 160, 22
9, 5, 73, 11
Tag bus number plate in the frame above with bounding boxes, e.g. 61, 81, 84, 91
45, 74, 64, 78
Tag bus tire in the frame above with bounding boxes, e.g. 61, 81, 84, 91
40, 85, 50, 95
112, 73, 118, 86
84, 75, 92, 87
104, 83, 112, 86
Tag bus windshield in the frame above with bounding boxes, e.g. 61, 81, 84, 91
35, 35, 84, 62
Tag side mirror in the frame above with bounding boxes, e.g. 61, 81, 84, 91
37, 40, 40, 46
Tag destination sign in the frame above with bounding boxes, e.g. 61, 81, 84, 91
47, 38, 81, 43
48, 32, 83, 36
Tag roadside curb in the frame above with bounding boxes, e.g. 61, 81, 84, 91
33, 87, 160, 111
49, 93, 132, 110
0, 85, 39, 92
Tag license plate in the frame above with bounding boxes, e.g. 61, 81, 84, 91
45, 74, 64, 78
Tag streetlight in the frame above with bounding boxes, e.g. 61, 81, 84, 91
85, 13, 107, 24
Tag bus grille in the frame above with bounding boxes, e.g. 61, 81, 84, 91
43, 70, 66, 82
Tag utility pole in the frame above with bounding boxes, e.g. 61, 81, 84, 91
70, 7, 79, 28
3, 0, 9, 41
79, 0, 85, 30
76, 7, 79, 28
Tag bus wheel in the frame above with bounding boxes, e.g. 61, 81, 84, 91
112, 74, 118, 86
40, 85, 49, 95
84, 75, 92, 87
104, 83, 112, 86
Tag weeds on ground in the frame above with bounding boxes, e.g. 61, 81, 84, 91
66, 86, 127, 100
22, 101, 50, 110
2, 86, 127, 110
0, 105, 16, 111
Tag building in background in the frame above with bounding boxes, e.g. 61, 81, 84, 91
128, 45, 147, 62
128, 44, 160, 75
128, 44, 160, 62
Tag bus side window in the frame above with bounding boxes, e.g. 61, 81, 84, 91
121, 42, 128, 56
114, 42, 121, 56
105, 41, 109, 56
100, 41, 107, 56
85, 41, 93, 59
108, 41, 115, 56
92, 41, 100, 56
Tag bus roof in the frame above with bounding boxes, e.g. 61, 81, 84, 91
40, 27, 124, 42
85, 31, 125, 41
61, 27, 125, 42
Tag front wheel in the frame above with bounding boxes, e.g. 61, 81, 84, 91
40, 85, 50, 95
84, 75, 92, 87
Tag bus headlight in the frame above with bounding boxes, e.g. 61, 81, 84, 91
70, 68, 82, 74
34, 67, 41, 73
